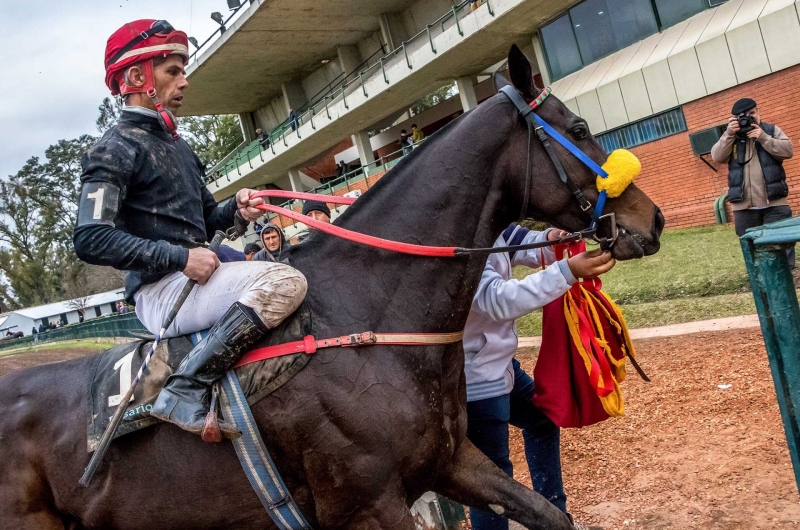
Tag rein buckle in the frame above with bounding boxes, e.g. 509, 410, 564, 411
594, 212, 618, 251
348, 332, 377, 346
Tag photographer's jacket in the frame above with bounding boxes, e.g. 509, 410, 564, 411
74, 108, 237, 300
711, 123, 793, 210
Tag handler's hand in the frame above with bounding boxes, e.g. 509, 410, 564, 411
236, 188, 264, 222
726, 116, 740, 136
567, 248, 615, 279
183, 247, 220, 285
547, 228, 569, 241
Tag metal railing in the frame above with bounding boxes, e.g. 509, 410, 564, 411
207, 0, 494, 186
263, 140, 422, 226
0, 313, 147, 352
740, 216, 800, 492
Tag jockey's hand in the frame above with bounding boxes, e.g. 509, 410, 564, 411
547, 228, 569, 241
567, 248, 615, 279
183, 247, 220, 285
236, 188, 264, 222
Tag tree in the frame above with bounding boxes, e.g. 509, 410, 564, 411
180, 114, 243, 168
410, 83, 457, 116
0, 178, 65, 307
96, 96, 124, 133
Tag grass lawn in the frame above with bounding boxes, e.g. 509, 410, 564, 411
0, 339, 118, 357
512, 225, 791, 336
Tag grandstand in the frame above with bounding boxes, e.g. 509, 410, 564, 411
187, 0, 800, 233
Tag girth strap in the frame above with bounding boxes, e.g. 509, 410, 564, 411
218, 372, 313, 530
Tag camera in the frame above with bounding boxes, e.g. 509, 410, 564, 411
737, 112, 755, 135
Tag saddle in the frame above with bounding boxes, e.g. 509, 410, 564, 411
85, 303, 314, 451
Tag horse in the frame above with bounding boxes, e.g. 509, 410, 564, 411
0, 46, 663, 530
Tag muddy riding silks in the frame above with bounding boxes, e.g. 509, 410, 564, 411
533, 149, 649, 428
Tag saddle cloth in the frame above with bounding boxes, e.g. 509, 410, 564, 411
85, 304, 313, 451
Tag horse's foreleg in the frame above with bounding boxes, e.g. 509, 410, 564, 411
434, 440, 572, 530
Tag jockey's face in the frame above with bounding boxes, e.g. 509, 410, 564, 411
153, 55, 189, 114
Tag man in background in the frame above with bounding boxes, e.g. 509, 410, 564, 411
711, 97, 794, 267
302, 200, 332, 224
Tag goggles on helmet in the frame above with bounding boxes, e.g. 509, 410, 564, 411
106, 20, 176, 68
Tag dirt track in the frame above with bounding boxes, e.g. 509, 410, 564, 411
513, 329, 800, 529
3, 331, 799, 529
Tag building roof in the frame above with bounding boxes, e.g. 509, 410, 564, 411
12, 289, 125, 321
182, 0, 422, 116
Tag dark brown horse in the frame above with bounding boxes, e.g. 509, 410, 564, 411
0, 47, 663, 530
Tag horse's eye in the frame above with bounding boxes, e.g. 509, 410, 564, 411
572, 125, 588, 141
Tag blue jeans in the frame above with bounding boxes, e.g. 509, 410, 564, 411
466, 359, 566, 530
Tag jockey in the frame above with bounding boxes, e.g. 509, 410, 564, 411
73, 20, 307, 440
463, 224, 615, 530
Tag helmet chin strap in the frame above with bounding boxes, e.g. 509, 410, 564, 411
129, 59, 180, 140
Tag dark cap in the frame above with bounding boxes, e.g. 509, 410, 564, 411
732, 98, 757, 115
302, 200, 331, 217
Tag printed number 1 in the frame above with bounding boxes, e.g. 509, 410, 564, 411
87, 188, 105, 220
108, 349, 136, 407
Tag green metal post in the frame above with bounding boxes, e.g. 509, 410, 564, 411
741, 222, 800, 491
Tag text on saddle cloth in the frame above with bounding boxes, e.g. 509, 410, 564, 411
85, 303, 315, 452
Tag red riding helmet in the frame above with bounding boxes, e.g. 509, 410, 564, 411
104, 20, 189, 139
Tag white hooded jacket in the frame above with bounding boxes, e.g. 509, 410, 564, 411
463, 224, 577, 402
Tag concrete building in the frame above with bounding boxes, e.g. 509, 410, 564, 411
0, 289, 126, 337
185, 0, 800, 233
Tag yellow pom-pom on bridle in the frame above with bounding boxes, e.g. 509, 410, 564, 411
597, 149, 641, 199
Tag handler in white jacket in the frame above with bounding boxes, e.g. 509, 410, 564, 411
464, 223, 615, 530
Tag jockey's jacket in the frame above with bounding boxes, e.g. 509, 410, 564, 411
463, 224, 577, 402
74, 107, 237, 301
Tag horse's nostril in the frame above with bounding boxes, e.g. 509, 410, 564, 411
653, 208, 665, 237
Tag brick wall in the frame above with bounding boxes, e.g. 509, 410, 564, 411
630, 64, 800, 229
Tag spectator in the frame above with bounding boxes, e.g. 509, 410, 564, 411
39, 323, 46, 334
336, 160, 349, 178
119, 302, 129, 315
411, 123, 425, 144
400, 129, 412, 155
78, 311, 85, 323
244, 242, 262, 261
470, 0, 482, 11
256, 128, 270, 150
49, 322, 56, 330
289, 108, 299, 132
711, 97, 795, 267
302, 200, 332, 224
253, 222, 291, 262
32, 326, 38, 345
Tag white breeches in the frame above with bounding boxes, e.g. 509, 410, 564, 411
134, 261, 307, 338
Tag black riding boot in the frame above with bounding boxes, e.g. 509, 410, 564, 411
150, 302, 269, 440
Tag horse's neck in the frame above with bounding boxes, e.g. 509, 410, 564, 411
293, 100, 517, 334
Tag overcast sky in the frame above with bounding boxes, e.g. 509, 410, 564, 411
0, 0, 244, 180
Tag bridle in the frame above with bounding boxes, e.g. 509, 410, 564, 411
498, 85, 617, 249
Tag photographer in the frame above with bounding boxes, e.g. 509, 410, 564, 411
711, 98, 795, 266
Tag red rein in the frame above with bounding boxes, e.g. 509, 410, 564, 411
251, 190, 459, 257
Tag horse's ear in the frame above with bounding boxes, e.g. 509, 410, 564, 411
493, 71, 511, 92
508, 44, 535, 101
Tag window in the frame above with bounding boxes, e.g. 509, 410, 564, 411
596, 107, 686, 153
95, 306, 102, 317
654, 0, 707, 29
541, 0, 713, 81
570, 0, 657, 65
540, 15, 583, 81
